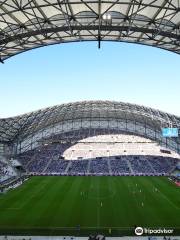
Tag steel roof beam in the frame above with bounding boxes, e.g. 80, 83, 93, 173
0, 25, 180, 46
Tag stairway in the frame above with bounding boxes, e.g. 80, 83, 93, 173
107, 159, 112, 175
126, 158, 134, 175
42, 157, 53, 173
64, 161, 72, 174
146, 159, 156, 174
87, 159, 91, 174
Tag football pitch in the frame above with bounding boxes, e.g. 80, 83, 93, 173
0, 176, 180, 236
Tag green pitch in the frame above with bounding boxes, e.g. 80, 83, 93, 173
0, 176, 180, 236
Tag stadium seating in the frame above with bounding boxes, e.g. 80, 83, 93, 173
89, 159, 109, 175
68, 160, 89, 174
16, 133, 180, 176
0, 160, 17, 183
110, 156, 130, 175
17, 144, 179, 176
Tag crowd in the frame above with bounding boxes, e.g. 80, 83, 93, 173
89, 159, 109, 174
46, 160, 69, 173
0, 161, 17, 183
68, 160, 89, 174
18, 146, 179, 176
110, 156, 130, 174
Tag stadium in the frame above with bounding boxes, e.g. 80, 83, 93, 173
0, 100, 180, 237
0, 0, 180, 239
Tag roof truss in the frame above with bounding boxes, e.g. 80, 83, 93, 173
0, 0, 180, 60
0, 101, 179, 144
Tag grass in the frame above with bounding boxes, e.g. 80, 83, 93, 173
0, 176, 180, 236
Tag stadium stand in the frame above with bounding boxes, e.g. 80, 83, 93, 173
0, 160, 17, 183
0, 101, 180, 180
16, 144, 179, 175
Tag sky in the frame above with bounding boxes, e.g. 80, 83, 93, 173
0, 41, 180, 118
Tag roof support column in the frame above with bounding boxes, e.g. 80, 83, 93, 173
98, 0, 101, 49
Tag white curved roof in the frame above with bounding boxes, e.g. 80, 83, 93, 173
0, 0, 180, 61
0, 100, 179, 142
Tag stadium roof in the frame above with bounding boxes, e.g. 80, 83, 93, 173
1, 0, 180, 61
0, 100, 180, 143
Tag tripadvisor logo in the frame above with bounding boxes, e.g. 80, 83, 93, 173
135, 227, 143, 236
135, 227, 174, 236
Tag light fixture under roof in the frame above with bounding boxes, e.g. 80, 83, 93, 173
102, 13, 112, 21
